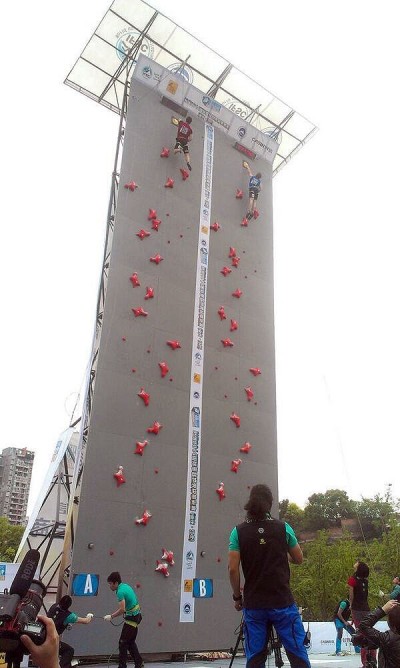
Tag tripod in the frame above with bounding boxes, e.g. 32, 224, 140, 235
229, 618, 284, 668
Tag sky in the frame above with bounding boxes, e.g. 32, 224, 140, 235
1, 0, 399, 514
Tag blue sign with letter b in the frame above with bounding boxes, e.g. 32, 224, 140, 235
193, 578, 213, 598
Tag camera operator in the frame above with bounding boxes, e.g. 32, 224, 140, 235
357, 600, 400, 668
47, 595, 93, 668
21, 616, 59, 668
228, 484, 311, 668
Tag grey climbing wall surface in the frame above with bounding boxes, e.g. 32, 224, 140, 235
69, 78, 277, 655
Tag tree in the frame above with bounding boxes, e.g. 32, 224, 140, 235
0, 516, 24, 562
355, 495, 398, 539
280, 501, 304, 534
303, 489, 355, 531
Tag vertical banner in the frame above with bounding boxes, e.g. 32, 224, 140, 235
180, 124, 214, 622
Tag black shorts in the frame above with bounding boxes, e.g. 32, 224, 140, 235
175, 139, 189, 154
249, 189, 259, 201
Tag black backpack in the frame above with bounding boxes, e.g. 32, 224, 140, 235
47, 603, 71, 635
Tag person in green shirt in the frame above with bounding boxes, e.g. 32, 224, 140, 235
104, 571, 143, 668
47, 595, 93, 668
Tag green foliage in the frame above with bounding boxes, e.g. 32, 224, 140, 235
0, 516, 24, 562
289, 524, 400, 620
280, 501, 304, 534
303, 489, 355, 531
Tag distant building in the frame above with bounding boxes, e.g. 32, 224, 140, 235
0, 447, 34, 525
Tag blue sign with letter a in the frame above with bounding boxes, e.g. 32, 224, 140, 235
72, 573, 99, 596
193, 578, 213, 598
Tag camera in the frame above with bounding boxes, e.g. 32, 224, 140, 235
0, 550, 46, 653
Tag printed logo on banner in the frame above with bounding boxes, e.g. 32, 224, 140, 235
200, 248, 208, 265
237, 126, 246, 138
166, 80, 179, 95
142, 66, 152, 79
168, 63, 194, 84
184, 580, 193, 592
191, 408, 200, 427
251, 136, 273, 154
115, 30, 154, 63
193, 391, 200, 399
193, 373, 201, 383
202, 96, 222, 113
183, 603, 192, 614
0, 565, 6, 580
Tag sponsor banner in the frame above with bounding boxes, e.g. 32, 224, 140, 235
229, 115, 278, 163
180, 124, 214, 623
302, 621, 388, 654
183, 87, 231, 134
133, 54, 188, 106
133, 55, 278, 164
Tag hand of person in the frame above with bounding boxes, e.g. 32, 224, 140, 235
86, 613, 94, 620
382, 600, 400, 614
21, 615, 59, 668
234, 599, 243, 612
104, 614, 112, 621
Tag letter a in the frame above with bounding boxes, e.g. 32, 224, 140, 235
84, 574, 93, 594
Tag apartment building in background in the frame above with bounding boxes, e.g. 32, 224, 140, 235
0, 447, 34, 524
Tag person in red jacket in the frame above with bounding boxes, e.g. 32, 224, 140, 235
174, 116, 193, 170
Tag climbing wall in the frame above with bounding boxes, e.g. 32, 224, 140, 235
69, 78, 277, 656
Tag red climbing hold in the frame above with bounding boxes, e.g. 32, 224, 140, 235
148, 209, 157, 220
160, 147, 170, 158
216, 482, 226, 500
145, 286, 154, 300
236, 189, 243, 199
218, 306, 227, 320
230, 413, 241, 428
245, 386, 254, 401
230, 319, 238, 332
155, 561, 170, 577
231, 256, 240, 268
151, 218, 161, 231
180, 168, 190, 180
150, 254, 163, 265
134, 440, 148, 456
132, 306, 148, 317
164, 177, 174, 188
240, 441, 252, 453
124, 181, 138, 191
221, 338, 234, 348
241, 217, 249, 227
249, 367, 262, 376
138, 388, 150, 406
135, 509, 152, 525
253, 208, 260, 219
221, 266, 232, 277
167, 340, 181, 350
161, 548, 175, 565
232, 288, 243, 298
210, 221, 220, 231
113, 466, 125, 487
136, 229, 151, 240
158, 361, 169, 378
229, 247, 237, 258
130, 273, 140, 287
147, 421, 163, 434
231, 458, 242, 473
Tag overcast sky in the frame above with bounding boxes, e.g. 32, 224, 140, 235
1, 0, 399, 513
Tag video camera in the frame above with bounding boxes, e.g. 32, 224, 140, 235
0, 550, 46, 653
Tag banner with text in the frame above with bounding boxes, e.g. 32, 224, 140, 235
179, 124, 214, 623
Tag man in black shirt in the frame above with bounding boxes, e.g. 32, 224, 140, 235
228, 484, 310, 668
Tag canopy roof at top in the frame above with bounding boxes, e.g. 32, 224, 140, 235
65, 0, 317, 175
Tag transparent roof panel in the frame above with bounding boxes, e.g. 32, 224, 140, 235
65, 0, 317, 175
